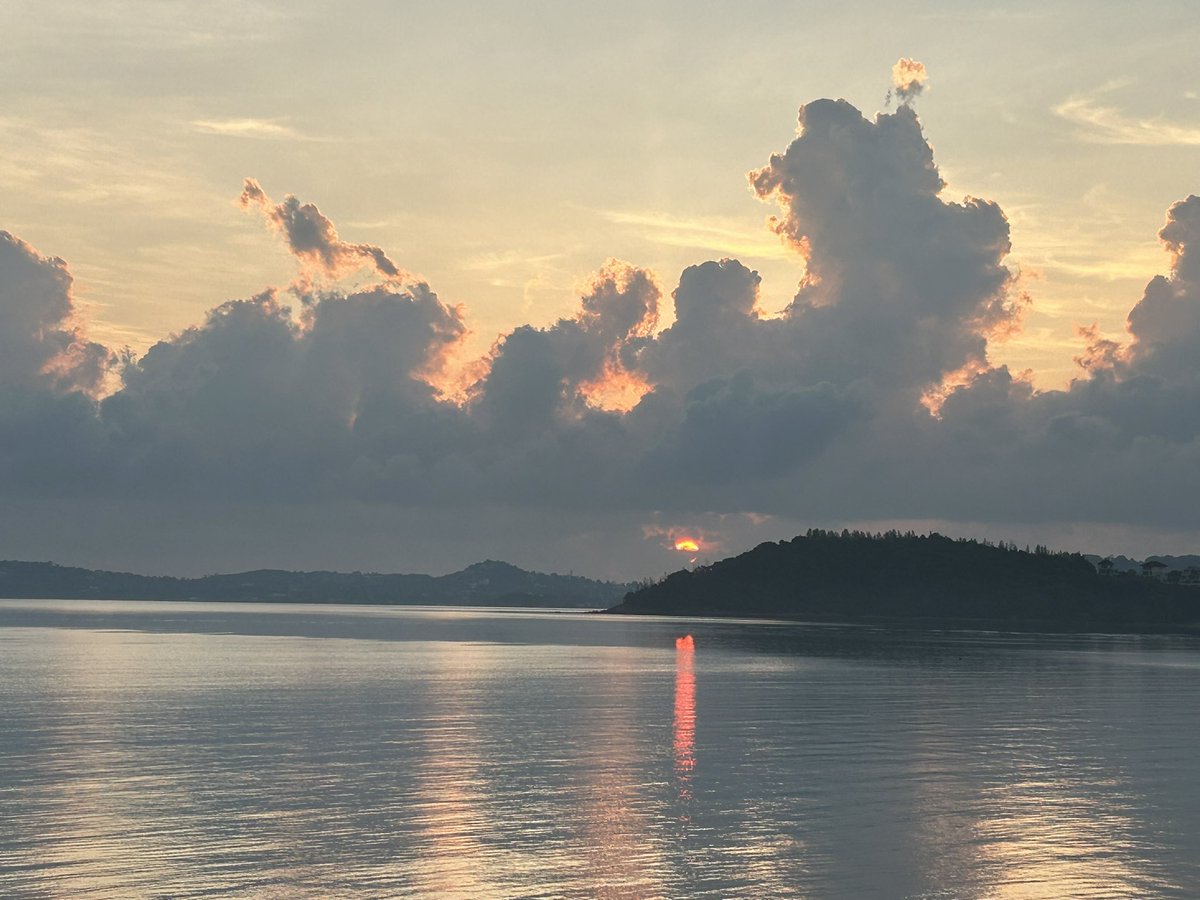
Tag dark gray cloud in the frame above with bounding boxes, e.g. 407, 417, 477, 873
1, 91, 1198, 576
641, 259, 773, 391
99, 279, 469, 502
0, 231, 110, 394
1124, 195, 1200, 384
470, 259, 660, 434
240, 178, 404, 282
749, 99, 1020, 393
921, 194, 1200, 531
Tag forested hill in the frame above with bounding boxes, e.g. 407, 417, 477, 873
0, 559, 627, 608
610, 531, 1200, 631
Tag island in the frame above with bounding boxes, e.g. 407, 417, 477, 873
609, 530, 1200, 632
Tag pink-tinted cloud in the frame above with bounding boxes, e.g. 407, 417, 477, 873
0, 230, 110, 395
891, 57, 928, 104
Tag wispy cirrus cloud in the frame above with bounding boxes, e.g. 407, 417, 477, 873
1054, 96, 1200, 145
462, 250, 566, 272
191, 118, 314, 141
598, 209, 793, 260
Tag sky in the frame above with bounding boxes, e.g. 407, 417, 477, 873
1, 1, 1199, 579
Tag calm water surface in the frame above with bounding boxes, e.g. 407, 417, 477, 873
2, 599, 1199, 898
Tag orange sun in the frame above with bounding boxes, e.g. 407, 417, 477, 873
674, 537, 700, 553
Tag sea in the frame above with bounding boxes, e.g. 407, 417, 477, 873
2, 599, 1199, 898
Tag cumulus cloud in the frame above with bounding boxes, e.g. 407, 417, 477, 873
2, 80, 1199, 576
890, 57, 928, 105
749, 98, 1021, 393
469, 259, 660, 428
923, 193, 1200, 530
0, 231, 110, 394
1123, 195, 1200, 383
240, 178, 404, 284
640, 258, 770, 391
100, 278, 468, 501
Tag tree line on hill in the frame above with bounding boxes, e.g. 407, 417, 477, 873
610, 530, 1200, 631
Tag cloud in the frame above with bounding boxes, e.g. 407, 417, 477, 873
598, 209, 794, 259
748, 98, 1021, 393
1054, 96, 1200, 145
0, 231, 110, 394
642, 523, 719, 556
469, 258, 661, 427
99, 278, 468, 502
637, 258, 778, 400
239, 178, 405, 284
891, 58, 928, 105
1123, 195, 1200, 382
2, 79, 1200, 576
641, 372, 860, 489
192, 119, 311, 140
924, 194, 1200, 530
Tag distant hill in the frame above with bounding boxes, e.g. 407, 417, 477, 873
0, 559, 627, 608
611, 530, 1200, 632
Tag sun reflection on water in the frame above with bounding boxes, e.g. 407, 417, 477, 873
673, 635, 696, 806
